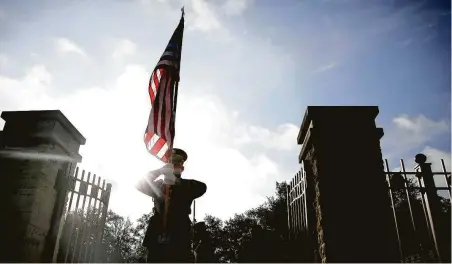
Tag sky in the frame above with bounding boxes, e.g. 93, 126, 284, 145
0, 0, 450, 222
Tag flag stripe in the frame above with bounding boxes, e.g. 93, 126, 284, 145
149, 133, 159, 150
156, 75, 168, 138
162, 51, 177, 58
157, 142, 169, 159
148, 73, 156, 102
151, 137, 166, 156
164, 78, 173, 149
156, 60, 179, 69
144, 16, 184, 162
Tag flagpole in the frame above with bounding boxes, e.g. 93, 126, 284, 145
172, 7, 184, 139
193, 200, 196, 224
160, 7, 185, 245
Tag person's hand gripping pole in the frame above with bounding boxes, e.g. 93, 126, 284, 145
159, 163, 175, 243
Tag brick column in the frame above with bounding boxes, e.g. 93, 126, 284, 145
0, 110, 85, 262
297, 106, 399, 262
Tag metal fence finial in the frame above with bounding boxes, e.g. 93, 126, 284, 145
415, 153, 427, 164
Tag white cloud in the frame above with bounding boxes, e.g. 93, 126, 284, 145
0, 0, 300, 222
234, 123, 299, 151
423, 146, 451, 172
30, 52, 40, 58
55, 38, 87, 57
382, 114, 451, 190
313, 62, 337, 73
392, 114, 449, 147
222, 0, 253, 16
139, 0, 244, 32
421, 147, 451, 189
189, 0, 222, 32
24, 65, 53, 87
393, 115, 449, 136
0, 65, 54, 111
112, 39, 137, 60
1, 65, 447, 221
4, 0, 446, 225
0, 64, 298, 221
382, 114, 450, 159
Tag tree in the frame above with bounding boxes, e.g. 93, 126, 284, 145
223, 213, 258, 262
101, 210, 138, 262
71, 181, 290, 263
248, 182, 289, 237
130, 213, 152, 262
203, 215, 226, 262
388, 173, 451, 262
200, 182, 289, 263
57, 207, 105, 263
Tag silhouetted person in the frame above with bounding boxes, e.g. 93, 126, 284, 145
135, 148, 207, 263
193, 222, 216, 263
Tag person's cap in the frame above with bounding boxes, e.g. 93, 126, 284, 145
171, 148, 188, 163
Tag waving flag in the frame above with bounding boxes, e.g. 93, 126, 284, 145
144, 14, 184, 163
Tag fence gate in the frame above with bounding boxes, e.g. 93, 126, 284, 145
55, 167, 112, 263
287, 161, 308, 239
286, 160, 318, 262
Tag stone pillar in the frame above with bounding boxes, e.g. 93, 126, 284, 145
0, 110, 85, 262
297, 106, 399, 262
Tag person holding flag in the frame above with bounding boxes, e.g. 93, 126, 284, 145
135, 8, 207, 263
136, 148, 206, 262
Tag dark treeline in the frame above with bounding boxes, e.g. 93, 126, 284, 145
87, 182, 291, 263
67, 179, 450, 263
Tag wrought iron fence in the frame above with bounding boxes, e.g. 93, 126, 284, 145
287, 154, 451, 263
287, 161, 309, 239
56, 167, 112, 263
384, 154, 451, 263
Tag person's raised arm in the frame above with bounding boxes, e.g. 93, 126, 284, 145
136, 164, 177, 197
135, 167, 165, 197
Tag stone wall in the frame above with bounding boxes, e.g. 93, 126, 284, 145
0, 110, 85, 262
297, 106, 399, 263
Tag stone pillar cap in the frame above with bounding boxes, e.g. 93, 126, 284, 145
1, 110, 86, 145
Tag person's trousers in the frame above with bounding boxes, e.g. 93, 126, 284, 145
146, 239, 193, 263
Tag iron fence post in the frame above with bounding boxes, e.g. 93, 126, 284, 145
415, 154, 444, 262
286, 184, 291, 240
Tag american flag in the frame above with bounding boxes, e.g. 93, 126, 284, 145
144, 15, 184, 163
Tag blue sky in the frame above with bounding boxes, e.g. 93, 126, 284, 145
0, 0, 450, 220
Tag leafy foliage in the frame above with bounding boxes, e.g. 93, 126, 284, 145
57, 207, 106, 263
87, 178, 450, 263
59, 208, 151, 263
102, 210, 138, 262
202, 182, 290, 263
203, 215, 226, 262
388, 173, 451, 263
92, 181, 289, 263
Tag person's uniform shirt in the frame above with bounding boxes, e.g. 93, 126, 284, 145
136, 177, 207, 244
